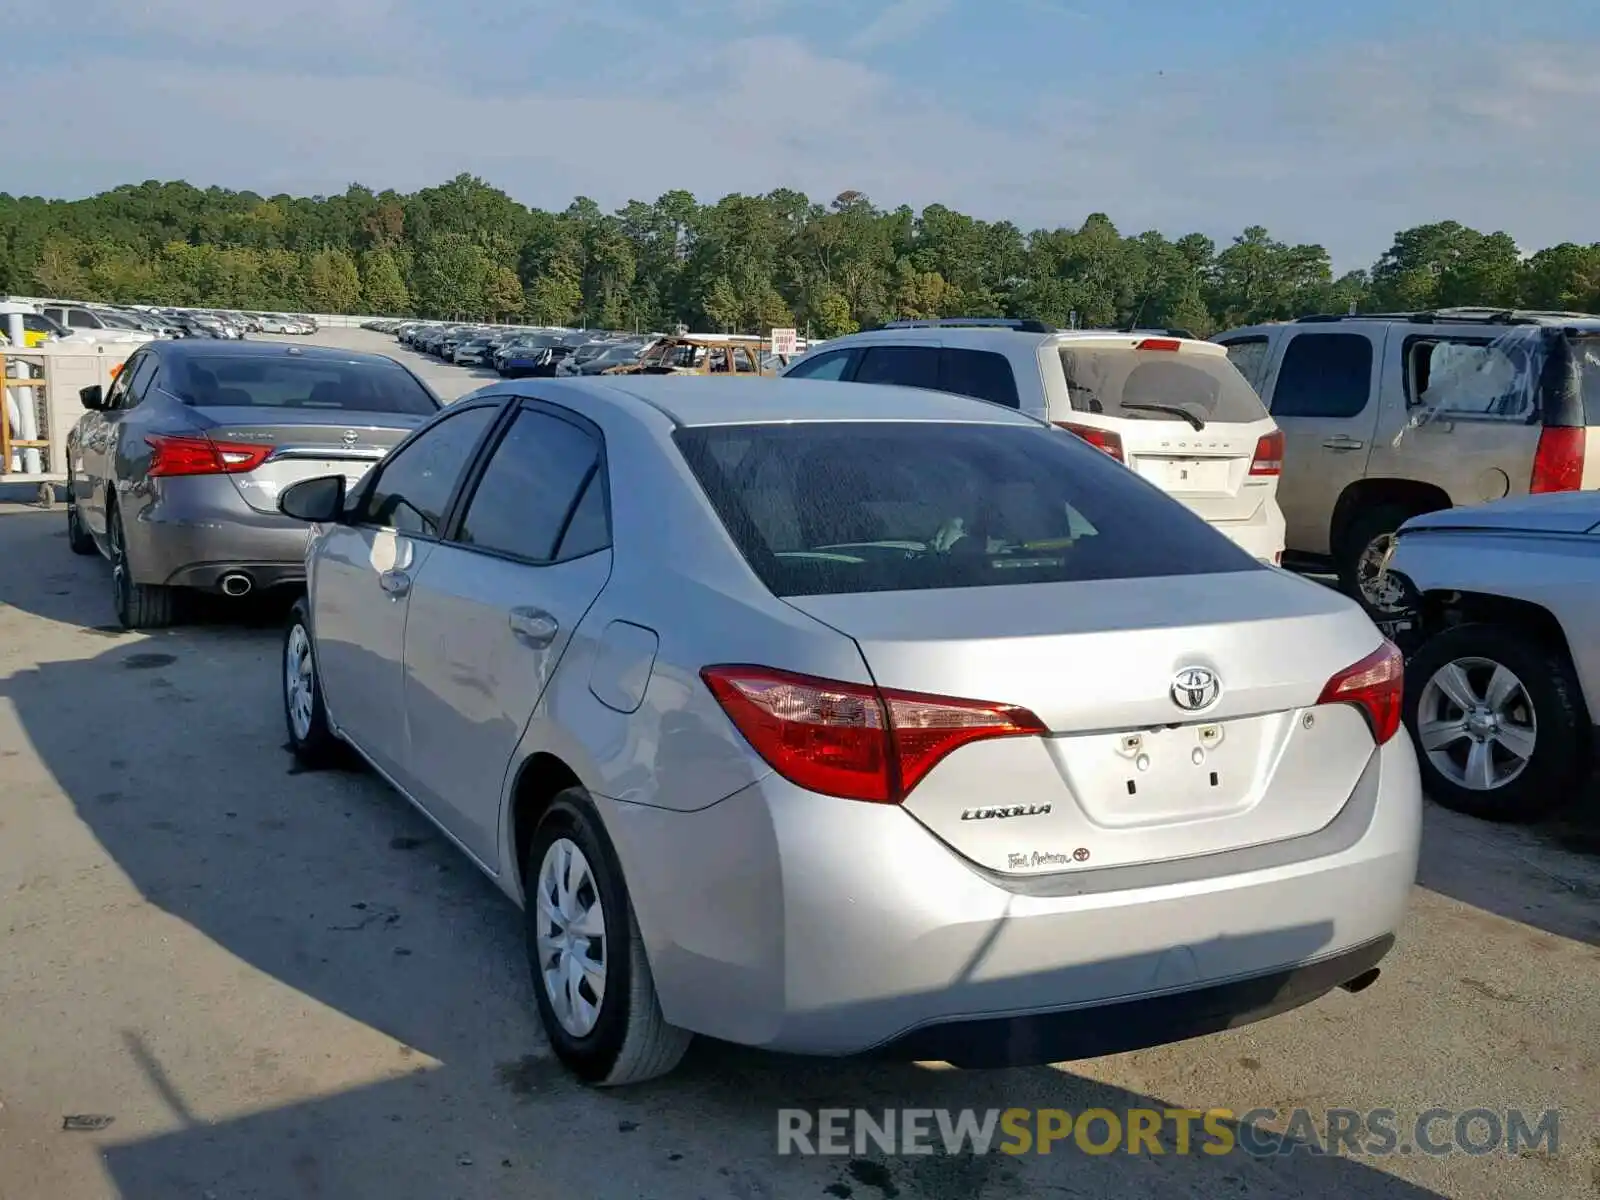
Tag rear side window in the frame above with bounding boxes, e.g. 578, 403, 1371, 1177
1270, 334, 1373, 419
164, 355, 439, 415
1219, 337, 1270, 393
853, 346, 940, 390
1058, 346, 1268, 424
457, 410, 607, 563
674, 422, 1259, 598
784, 349, 856, 381
940, 349, 1020, 408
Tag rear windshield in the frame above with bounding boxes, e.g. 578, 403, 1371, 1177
165, 355, 440, 414
674, 422, 1260, 597
1058, 346, 1269, 425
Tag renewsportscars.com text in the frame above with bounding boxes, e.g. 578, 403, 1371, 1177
776, 1107, 1561, 1158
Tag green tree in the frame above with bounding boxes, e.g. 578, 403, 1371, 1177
412, 233, 490, 317
361, 248, 411, 314
303, 248, 363, 313
484, 265, 525, 320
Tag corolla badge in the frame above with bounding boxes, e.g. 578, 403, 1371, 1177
1170, 666, 1221, 713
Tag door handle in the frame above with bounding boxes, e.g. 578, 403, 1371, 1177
378, 569, 411, 598
508, 607, 559, 648
1322, 436, 1365, 450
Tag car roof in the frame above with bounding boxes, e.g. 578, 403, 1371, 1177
553, 376, 1044, 428
145, 339, 408, 367
812, 325, 1227, 356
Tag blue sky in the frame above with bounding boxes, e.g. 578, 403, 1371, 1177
3, 0, 1597, 268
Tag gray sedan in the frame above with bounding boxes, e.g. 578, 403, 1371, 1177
65, 339, 440, 628
276, 376, 1421, 1086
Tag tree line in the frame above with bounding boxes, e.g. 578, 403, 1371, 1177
2, 175, 1596, 337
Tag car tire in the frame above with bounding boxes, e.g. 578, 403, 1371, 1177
525, 790, 691, 1086
1403, 622, 1588, 822
108, 502, 176, 630
283, 597, 340, 768
66, 477, 97, 556
1336, 503, 1419, 617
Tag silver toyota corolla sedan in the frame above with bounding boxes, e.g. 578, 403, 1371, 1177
276, 376, 1422, 1086
66, 339, 440, 628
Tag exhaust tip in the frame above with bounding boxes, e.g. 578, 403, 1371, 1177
1339, 967, 1381, 994
219, 572, 253, 597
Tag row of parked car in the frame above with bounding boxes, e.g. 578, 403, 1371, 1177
1, 299, 320, 347
362, 318, 654, 379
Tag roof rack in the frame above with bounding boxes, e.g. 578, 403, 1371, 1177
1294, 307, 1600, 327
874, 317, 1056, 334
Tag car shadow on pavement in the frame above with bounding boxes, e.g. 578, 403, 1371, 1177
1, 632, 1453, 1200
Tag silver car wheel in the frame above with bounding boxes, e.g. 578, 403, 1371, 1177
1416, 656, 1537, 792
534, 837, 607, 1038
285, 623, 316, 741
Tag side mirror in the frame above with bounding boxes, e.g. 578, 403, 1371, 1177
279, 475, 347, 523
79, 385, 105, 410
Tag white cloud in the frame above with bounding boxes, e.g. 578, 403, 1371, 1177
1, 30, 1595, 269
845, 0, 954, 52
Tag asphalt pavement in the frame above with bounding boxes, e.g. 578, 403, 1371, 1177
0, 330, 1597, 1199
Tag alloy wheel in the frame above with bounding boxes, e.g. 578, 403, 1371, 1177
1355, 533, 1406, 613
534, 838, 608, 1038
1416, 656, 1537, 791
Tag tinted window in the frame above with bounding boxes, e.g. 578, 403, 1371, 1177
67, 310, 98, 329
556, 470, 611, 560
120, 353, 161, 408
163, 354, 439, 415
457, 410, 605, 562
785, 349, 855, 381
941, 349, 1020, 408
853, 346, 941, 390
674, 422, 1258, 598
358, 406, 496, 536
1270, 334, 1373, 419
1059, 346, 1268, 424
1219, 337, 1270, 393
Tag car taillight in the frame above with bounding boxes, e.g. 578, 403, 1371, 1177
1249, 430, 1284, 476
146, 433, 273, 477
1317, 641, 1403, 745
1135, 337, 1182, 351
1529, 427, 1585, 493
1053, 422, 1125, 463
700, 665, 1046, 803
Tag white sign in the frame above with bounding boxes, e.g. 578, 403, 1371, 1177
770, 328, 798, 357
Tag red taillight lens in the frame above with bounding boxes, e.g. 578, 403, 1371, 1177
700, 666, 1045, 803
1135, 337, 1182, 351
1249, 430, 1284, 476
1053, 421, 1125, 463
1317, 641, 1403, 745
1529, 427, 1585, 493
146, 434, 273, 477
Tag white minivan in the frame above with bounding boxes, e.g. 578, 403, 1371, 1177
782, 318, 1287, 562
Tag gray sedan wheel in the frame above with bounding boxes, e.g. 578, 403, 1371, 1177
283, 597, 338, 767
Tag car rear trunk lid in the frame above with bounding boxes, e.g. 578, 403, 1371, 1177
786, 570, 1386, 874
191, 407, 422, 514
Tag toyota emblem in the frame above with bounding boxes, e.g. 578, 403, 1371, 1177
340, 429, 359, 447
1170, 666, 1221, 713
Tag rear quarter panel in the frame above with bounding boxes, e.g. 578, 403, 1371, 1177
1388, 532, 1600, 722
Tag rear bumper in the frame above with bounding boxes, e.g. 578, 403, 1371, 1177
598, 732, 1421, 1061
1212, 499, 1287, 563
125, 480, 308, 590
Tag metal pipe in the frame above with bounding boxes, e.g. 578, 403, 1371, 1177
219, 573, 253, 597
